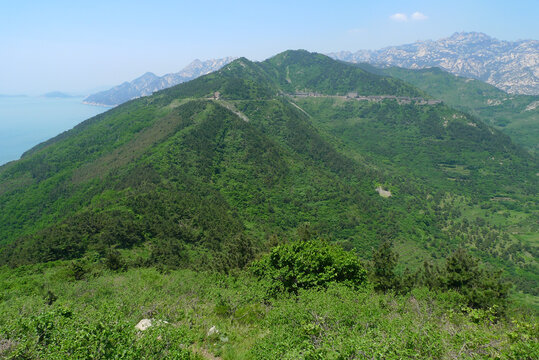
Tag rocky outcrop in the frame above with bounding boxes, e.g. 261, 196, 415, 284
329, 32, 539, 95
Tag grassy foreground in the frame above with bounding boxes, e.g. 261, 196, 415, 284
1, 258, 537, 359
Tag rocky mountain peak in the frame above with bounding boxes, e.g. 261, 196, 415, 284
447, 31, 492, 42
84, 57, 236, 106
136, 72, 159, 81
329, 32, 539, 95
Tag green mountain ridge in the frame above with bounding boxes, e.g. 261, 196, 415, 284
0, 50, 537, 294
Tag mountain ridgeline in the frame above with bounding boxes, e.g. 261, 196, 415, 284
0, 50, 537, 297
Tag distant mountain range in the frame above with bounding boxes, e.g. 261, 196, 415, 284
42, 91, 75, 98
83, 57, 236, 106
0, 94, 27, 98
84, 32, 538, 108
329, 32, 539, 95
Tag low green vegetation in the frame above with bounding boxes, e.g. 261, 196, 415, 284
0, 239, 536, 359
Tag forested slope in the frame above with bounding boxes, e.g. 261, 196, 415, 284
0, 51, 537, 294
355, 64, 539, 153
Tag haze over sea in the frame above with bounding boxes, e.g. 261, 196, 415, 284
0, 96, 106, 166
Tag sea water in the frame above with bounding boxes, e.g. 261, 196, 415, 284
0, 96, 107, 166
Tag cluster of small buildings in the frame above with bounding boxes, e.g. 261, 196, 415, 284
345, 92, 442, 105
290, 91, 442, 106
293, 92, 322, 97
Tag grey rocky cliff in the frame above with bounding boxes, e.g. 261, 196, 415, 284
329, 32, 538, 95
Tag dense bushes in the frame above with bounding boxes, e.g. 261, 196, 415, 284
370, 241, 511, 313
440, 248, 511, 311
1, 305, 202, 359
252, 239, 367, 295
1, 71, 535, 296
251, 237, 510, 314
1, 264, 535, 359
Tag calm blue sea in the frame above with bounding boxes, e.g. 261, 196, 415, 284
0, 96, 108, 166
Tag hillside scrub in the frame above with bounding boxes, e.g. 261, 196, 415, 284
0, 240, 537, 359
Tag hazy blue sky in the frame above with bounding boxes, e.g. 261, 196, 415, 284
1, 0, 537, 94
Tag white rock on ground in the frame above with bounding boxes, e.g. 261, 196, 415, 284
376, 186, 392, 198
207, 326, 219, 336
135, 318, 170, 331
135, 319, 153, 331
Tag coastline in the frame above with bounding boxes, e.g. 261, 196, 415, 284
0, 96, 107, 165
82, 100, 116, 108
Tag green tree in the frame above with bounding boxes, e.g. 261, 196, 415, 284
372, 241, 399, 292
421, 260, 442, 290
441, 248, 511, 312
444, 248, 478, 290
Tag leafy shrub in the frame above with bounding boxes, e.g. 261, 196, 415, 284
506, 320, 539, 359
44, 290, 57, 306
150, 238, 188, 270
104, 249, 126, 271
67, 260, 87, 281
251, 239, 367, 296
